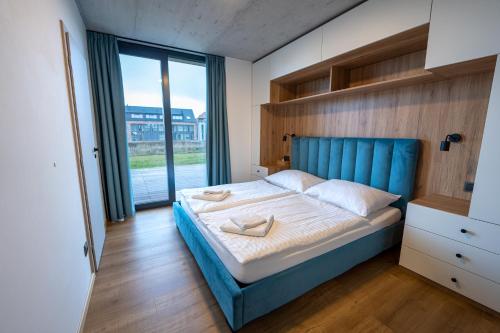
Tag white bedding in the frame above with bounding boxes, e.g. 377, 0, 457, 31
187, 194, 401, 283
179, 180, 293, 214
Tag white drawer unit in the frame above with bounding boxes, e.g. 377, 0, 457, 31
251, 165, 269, 178
400, 246, 500, 313
400, 194, 500, 312
403, 225, 500, 283
406, 200, 500, 254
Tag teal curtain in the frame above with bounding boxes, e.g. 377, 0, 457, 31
206, 55, 232, 185
87, 31, 134, 221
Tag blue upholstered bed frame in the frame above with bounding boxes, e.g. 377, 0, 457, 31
173, 137, 419, 330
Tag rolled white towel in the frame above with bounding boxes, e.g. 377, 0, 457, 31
220, 216, 274, 237
230, 214, 273, 230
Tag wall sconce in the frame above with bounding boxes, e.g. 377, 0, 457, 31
282, 133, 296, 141
440, 133, 462, 151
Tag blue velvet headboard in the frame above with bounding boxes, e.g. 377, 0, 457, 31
291, 137, 419, 213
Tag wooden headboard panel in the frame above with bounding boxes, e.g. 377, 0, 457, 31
260, 70, 494, 200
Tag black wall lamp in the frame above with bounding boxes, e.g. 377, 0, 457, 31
440, 133, 462, 151
282, 133, 296, 162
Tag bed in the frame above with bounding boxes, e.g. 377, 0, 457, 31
178, 179, 294, 214
173, 137, 419, 330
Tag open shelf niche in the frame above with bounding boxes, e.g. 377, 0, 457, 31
269, 25, 436, 105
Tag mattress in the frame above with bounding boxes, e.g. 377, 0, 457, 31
184, 194, 401, 283
179, 180, 294, 214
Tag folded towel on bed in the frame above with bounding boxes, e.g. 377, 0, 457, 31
229, 214, 272, 230
220, 215, 274, 237
192, 190, 231, 202
203, 189, 224, 195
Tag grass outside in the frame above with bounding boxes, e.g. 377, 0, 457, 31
130, 153, 206, 169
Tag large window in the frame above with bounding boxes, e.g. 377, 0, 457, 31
119, 42, 207, 208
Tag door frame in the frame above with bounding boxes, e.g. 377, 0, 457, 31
60, 20, 97, 272
118, 41, 206, 209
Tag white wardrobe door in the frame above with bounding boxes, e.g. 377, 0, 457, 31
426, 0, 500, 69
470, 56, 500, 225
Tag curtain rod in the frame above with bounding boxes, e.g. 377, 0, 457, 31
86, 29, 218, 58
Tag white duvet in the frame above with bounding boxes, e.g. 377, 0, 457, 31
179, 180, 293, 214
198, 194, 368, 265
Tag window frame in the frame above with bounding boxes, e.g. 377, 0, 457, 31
118, 41, 206, 209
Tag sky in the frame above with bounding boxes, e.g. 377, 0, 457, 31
120, 54, 206, 117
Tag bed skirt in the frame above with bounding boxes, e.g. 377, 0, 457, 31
173, 202, 404, 330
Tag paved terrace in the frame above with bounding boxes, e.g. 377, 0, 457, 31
131, 164, 207, 205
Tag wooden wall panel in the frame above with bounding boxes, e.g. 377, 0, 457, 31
261, 71, 493, 200
296, 76, 330, 98
349, 50, 427, 87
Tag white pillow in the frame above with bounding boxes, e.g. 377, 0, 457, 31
265, 170, 325, 192
305, 179, 401, 217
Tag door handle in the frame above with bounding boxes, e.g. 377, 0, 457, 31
93, 147, 99, 158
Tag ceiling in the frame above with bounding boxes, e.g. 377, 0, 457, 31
76, 0, 365, 62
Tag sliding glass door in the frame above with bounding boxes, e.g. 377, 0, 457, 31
168, 58, 207, 192
120, 54, 170, 206
119, 42, 206, 208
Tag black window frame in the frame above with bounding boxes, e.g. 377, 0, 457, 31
118, 41, 206, 209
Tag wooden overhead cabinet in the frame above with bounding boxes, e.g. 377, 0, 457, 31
321, 0, 432, 61
425, 0, 500, 70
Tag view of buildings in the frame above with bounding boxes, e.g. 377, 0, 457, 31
125, 105, 206, 142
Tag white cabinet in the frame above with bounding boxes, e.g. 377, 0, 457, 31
322, 0, 431, 61
425, 0, 500, 69
405, 201, 500, 255
400, 198, 500, 312
269, 27, 323, 80
251, 165, 268, 179
403, 225, 500, 283
400, 246, 500, 313
252, 56, 270, 106
470, 57, 500, 225
251, 105, 261, 166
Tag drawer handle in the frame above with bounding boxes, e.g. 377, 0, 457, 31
460, 228, 468, 234
455, 253, 462, 258
451, 277, 458, 283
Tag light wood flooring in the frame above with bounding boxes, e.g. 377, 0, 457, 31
83, 207, 500, 332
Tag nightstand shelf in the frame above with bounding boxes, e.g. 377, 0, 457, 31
251, 164, 289, 179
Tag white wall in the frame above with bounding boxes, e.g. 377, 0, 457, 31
0, 1, 93, 332
225, 57, 252, 183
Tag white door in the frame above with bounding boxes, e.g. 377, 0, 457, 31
68, 37, 106, 268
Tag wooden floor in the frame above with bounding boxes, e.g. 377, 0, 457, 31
83, 208, 500, 333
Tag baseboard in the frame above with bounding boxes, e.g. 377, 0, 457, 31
78, 273, 95, 333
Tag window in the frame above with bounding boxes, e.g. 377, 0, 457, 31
129, 123, 165, 142
172, 115, 183, 120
